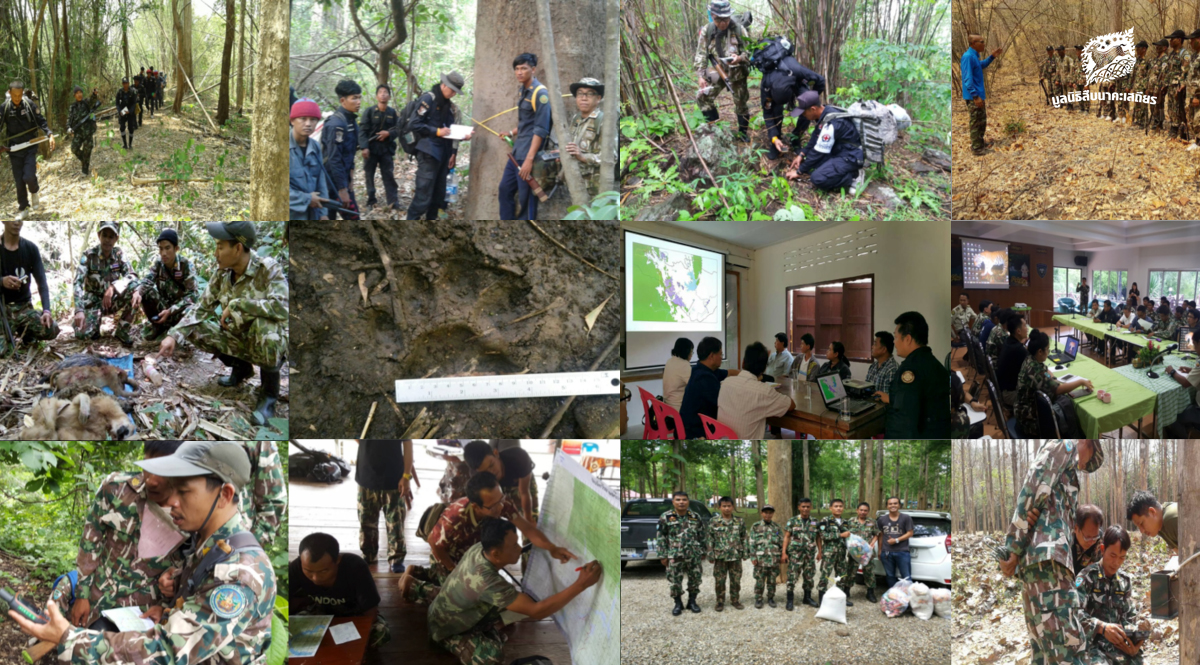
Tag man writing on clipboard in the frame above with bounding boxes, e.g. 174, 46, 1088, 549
406, 71, 474, 220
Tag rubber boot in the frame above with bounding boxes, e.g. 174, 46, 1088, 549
715, 594, 724, 612
217, 355, 254, 387
766, 594, 776, 608
786, 591, 794, 611
755, 597, 763, 609
672, 596, 683, 616
866, 586, 877, 603
702, 108, 720, 124
687, 592, 700, 613
803, 591, 818, 608
253, 366, 281, 425
845, 594, 854, 607
736, 114, 750, 142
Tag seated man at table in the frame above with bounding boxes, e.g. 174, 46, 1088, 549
1163, 362, 1200, 437
1117, 303, 1136, 329
764, 332, 793, 382
866, 331, 899, 399
291, 532, 390, 648
1184, 308, 1200, 349
1150, 305, 1179, 340
973, 300, 994, 338
985, 308, 1012, 368
1173, 306, 1187, 329
791, 333, 819, 382
717, 341, 794, 438
951, 293, 976, 342
680, 336, 741, 439
1086, 299, 1101, 319
425, 518, 601, 665
814, 341, 852, 382
662, 337, 695, 410
996, 312, 1028, 408
977, 302, 996, 347
1014, 330, 1092, 437
1093, 300, 1119, 326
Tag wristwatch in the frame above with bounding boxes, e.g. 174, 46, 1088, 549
402, 472, 412, 481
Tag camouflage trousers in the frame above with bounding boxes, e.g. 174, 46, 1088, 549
71, 133, 93, 171
1132, 99, 1149, 128
696, 65, 749, 116
966, 100, 987, 151
437, 623, 506, 665
138, 284, 188, 341
402, 563, 445, 604
711, 559, 742, 603
357, 486, 407, 567
1167, 89, 1186, 134
752, 560, 778, 601
75, 290, 136, 343
1084, 636, 1144, 665
1188, 92, 1200, 140
0, 299, 60, 355
369, 614, 391, 648
1151, 95, 1165, 129
1076, 85, 1091, 113
785, 547, 817, 594
173, 312, 287, 368
1020, 560, 1088, 665
666, 556, 702, 597
817, 547, 853, 598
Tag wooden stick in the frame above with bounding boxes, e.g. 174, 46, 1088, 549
662, 72, 729, 211
365, 222, 406, 328
538, 331, 620, 438
527, 222, 618, 280
361, 401, 378, 438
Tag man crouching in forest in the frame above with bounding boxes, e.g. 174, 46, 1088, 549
158, 222, 288, 425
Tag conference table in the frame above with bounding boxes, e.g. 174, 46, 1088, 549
1051, 313, 1180, 367
290, 609, 376, 665
766, 376, 886, 439
1113, 353, 1200, 436
1041, 353, 1156, 439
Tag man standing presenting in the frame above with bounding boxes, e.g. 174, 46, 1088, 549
657, 490, 707, 616
961, 34, 1002, 155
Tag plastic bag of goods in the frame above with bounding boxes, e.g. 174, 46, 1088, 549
845, 534, 873, 568
814, 576, 848, 624
932, 588, 951, 619
909, 582, 934, 620
879, 579, 913, 617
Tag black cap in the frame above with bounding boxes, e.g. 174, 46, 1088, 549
1056, 45, 1065, 50
1074, 45, 1083, 50
1188, 29, 1200, 39
1165, 29, 1187, 39
1046, 45, 1054, 51
157, 229, 179, 247
1136, 40, 1148, 48
1154, 38, 1169, 46
122, 77, 129, 84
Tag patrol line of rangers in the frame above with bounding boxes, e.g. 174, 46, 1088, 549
655, 492, 884, 616
1040, 29, 1200, 146
5, 441, 285, 664
290, 54, 610, 221
1, 68, 166, 220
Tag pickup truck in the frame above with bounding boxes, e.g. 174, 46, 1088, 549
620, 498, 713, 569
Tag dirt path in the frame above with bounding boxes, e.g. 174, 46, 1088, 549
353, 152, 470, 220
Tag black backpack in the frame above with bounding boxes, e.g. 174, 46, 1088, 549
751, 35, 795, 73
396, 95, 427, 157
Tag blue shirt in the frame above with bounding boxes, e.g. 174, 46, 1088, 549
289, 130, 330, 220
679, 363, 729, 439
513, 78, 552, 162
961, 49, 994, 101
979, 318, 995, 347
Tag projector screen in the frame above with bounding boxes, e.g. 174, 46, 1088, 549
962, 238, 1010, 289
624, 231, 726, 370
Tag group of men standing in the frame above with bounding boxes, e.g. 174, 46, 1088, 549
1039, 30, 1200, 145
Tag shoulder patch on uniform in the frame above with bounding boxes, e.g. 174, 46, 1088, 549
901, 371, 915, 384
539, 93, 549, 105
335, 128, 344, 143
209, 584, 249, 619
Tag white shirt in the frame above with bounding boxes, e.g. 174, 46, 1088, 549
765, 348, 794, 379
662, 356, 692, 410
716, 372, 794, 439
1118, 312, 1134, 327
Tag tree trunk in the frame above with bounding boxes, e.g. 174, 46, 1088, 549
753, 441, 764, 512
172, 0, 193, 114
996, 441, 1007, 529
967, 442, 976, 531
984, 438, 996, 531
47, 0, 58, 133
533, 0, 590, 208
60, 0, 71, 129
248, 0, 288, 220
236, 0, 246, 114
864, 439, 874, 509
894, 447, 901, 507
874, 442, 884, 515
1140, 440, 1148, 490
28, 0, 49, 99
1180, 441, 1199, 664
802, 440, 810, 497
858, 441, 867, 503
464, 0, 605, 219
1010, 440, 1020, 509
599, 0, 618, 196
918, 443, 929, 510
768, 442, 793, 526
216, 0, 236, 124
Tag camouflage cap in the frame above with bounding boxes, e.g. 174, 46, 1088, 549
570, 77, 604, 97
205, 222, 257, 249
99, 222, 121, 235
709, 0, 732, 18
136, 441, 251, 489
761, 504, 775, 511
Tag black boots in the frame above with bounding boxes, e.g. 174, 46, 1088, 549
866, 586, 877, 603
786, 591, 794, 611
702, 108, 720, 124
686, 592, 700, 613
672, 596, 683, 616
803, 591, 818, 608
253, 366, 281, 425
766, 595, 776, 608
845, 597, 854, 607
218, 355, 254, 387
736, 114, 750, 141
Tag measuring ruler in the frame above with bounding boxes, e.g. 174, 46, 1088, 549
394, 371, 620, 403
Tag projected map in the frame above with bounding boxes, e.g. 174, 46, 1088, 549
631, 241, 719, 325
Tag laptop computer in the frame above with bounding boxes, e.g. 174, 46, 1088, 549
817, 375, 877, 416
1048, 335, 1079, 366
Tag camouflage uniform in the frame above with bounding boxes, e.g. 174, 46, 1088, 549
967, 98, 987, 152
1040, 54, 1060, 102
783, 514, 820, 595
1131, 55, 1153, 128
59, 512, 275, 664
1050, 54, 1066, 98
1187, 48, 1200, 141
1072, 537, 1103, 574
1150, 51, 1170, 129
0, 299, 60, 355
748, 519, 782, 604
238, 442, 287, 545
427, 542, 519, 665
1164, 46, 1191, 137
569, 109, 604, 197
73, 245, 135, 344
986, 322, 1010, 368
358, 485, 406, 568
694, 21, 750, 117
706, 514, 747, 607
403, 496, 522, 603
848, 516, 880, 590
75, 471, 186, 626
1076, 562, 1144, 665
999, 440, 1106, 665
1059, 54, 1078, 110
658, 508, 707, 598
951, 304, 976, 335
168, 251, 288, 368
816, 516, 852, 598
67, 98, 97, 173
136, 255, 199, 340
1150, 316, 1178, 340
1076, 54, 1092, 114
1014, 355, 1061, 436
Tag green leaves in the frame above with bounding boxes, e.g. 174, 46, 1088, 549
267, 599, 289, 665
564, 191, 621, 220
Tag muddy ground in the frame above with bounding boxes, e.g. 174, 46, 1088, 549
289, 221, 620, 438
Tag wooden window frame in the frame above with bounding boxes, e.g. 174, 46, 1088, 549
784, 273, 875, 363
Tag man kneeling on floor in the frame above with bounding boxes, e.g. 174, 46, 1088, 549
425, 518, 601, 665
783, 90, 865, 194
291, 532, 390, 648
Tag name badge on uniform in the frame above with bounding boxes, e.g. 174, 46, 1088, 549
814, 124, 835, 154
175, 270, 183, 280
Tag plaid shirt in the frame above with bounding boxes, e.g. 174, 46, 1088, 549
866, 356, 899, 392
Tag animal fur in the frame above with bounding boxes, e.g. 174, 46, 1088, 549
46, 354, 139, 396
23, 393, 134, 441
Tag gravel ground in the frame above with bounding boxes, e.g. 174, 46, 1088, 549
621, 559, 951, 665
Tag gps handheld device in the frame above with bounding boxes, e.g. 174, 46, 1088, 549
0, 587, 49, 624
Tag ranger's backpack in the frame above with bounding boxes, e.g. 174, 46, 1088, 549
396, 96, 425, 157
751, 35, 795, 73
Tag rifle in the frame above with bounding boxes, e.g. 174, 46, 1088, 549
505, 152, 549, 202
317, 197, 362, 219
1038, 79, 1050, 106
707, 53, 735, 94
67, 101, 103, 134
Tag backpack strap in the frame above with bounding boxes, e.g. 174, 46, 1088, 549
530, 84, 548, 113
180, 531, 263, 600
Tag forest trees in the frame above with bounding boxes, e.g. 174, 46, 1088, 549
250, 0, 289, 220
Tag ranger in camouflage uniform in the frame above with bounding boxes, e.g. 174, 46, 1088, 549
1163, 30, 1192, 140
160, 222, 288, 426
238, 442, 287, 546
1040, 46, 1059, 104
1185, 30, 1200, 147
1076, 527, 1144, 665
1071, 504, 1105, 574
1149, 39, 1171, 130
658, 491, 707, 615
566, 78, 606, 198
1059, 47, 1078, 111
816, 499, 854, 604
72, 441, 187, 628
748, 505, 782, 609
694, 0, 751, 140
136, 228, 199, 341
1150, 306, 1179, 340
1052, 46, 1069, 102
11, 442, 277, 665
782, 497, 820, 610
1130, 42, 1153, 129
951, 294, 976, 337
706, 496, 747, 611
996, 440, 1105, 665
849, 501, 882, 602
985, 312, 1010, 369
1072, 46, 1092, 115
73, 222, 136, 346
66, 87, 98, 175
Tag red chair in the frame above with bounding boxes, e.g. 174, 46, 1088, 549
699, 414, 740, 440
636, 387, 667, 439
655, 398, 685, 439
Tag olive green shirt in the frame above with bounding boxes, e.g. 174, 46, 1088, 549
1161, 502, 1178, 550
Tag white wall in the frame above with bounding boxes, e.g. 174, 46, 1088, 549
1081, 241, 1200, 297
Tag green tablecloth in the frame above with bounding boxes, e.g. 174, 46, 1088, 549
1104, 329, 1175, 351
1043, 354, 1156, 438
1051, 314, 1111, 341
1113, 354, 1200, 436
